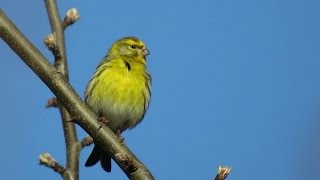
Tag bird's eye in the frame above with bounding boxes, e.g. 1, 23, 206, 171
131, 45, 136, 49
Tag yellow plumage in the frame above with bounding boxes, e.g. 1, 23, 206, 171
84, 37, 151, 172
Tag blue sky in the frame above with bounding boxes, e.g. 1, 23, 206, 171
1, 0, 320, 179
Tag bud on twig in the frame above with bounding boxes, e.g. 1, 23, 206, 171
44, 33, 56, 50
63, 8, 80, 29
46, 97, 58, 108
214, 166, 231, 180
39, 152, 65, 175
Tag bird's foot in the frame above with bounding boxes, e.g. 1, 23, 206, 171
116, 129, 125, 143
97, 116, 109, 130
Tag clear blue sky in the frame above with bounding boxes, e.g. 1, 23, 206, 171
1, 0, 320, 179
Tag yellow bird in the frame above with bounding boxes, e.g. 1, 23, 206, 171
84, 37, 151, 172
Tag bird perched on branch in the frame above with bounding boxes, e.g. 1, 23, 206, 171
84, 36, 151, 172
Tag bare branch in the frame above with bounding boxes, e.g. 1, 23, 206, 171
44, 1, 80, 180
0, 9, 155, 180
81, 136, 94, 149
45, 0, 68, 76
39, 152, 65, 176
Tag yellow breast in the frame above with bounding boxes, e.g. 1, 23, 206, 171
85, 57, 151, 132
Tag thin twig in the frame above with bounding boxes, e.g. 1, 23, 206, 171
45, 0, 68, 77
39, 152, 65, 176
81, 136, 94, 149
0, 9, 155, 180
44, 1, 80, 180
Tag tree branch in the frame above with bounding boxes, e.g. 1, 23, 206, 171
0, 9, 154, 180
44, 1, 79, 180
45, 0, 68, 76
39, 152, 65, 176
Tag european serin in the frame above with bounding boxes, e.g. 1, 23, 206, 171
84, 36, 151, 172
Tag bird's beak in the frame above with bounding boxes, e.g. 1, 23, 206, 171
142, 48, 150, 57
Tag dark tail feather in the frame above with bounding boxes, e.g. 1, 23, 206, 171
85, 145, 100, 167
85, 145, 111, 172
100, 151, 111, 172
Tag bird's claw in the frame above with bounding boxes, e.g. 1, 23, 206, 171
97, 117, 109, 130
116, 129, 125, 143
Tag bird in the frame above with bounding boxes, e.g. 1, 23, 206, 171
84, 36, 151, 172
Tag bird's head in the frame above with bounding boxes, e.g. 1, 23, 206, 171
109, 36, 150, 62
